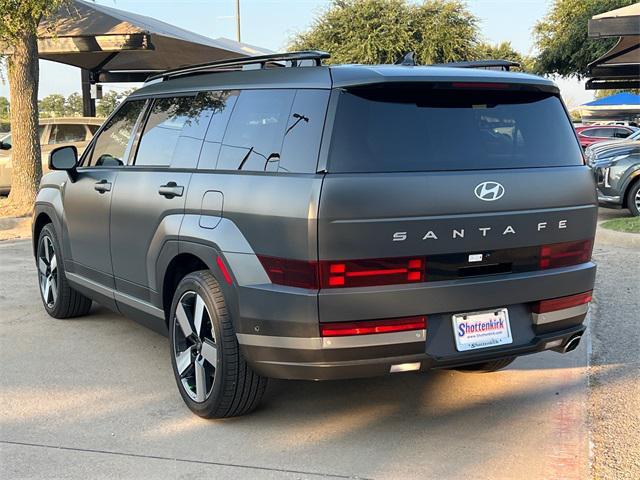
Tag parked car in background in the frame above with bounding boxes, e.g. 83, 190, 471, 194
587, 139, 640, 216
0, 117, 104, 194
575, 125, 638, 149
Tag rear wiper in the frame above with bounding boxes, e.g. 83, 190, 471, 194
237, 146, 254, 170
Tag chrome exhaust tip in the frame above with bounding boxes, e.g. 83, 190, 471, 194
562, 335, 582, 353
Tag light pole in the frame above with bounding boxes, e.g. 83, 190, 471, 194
236, 0, 241, 42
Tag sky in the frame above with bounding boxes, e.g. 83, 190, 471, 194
0, 0, 594, 108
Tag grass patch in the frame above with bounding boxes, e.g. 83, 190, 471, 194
601, 216, 640, 234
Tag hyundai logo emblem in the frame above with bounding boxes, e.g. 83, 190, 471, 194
474, 181, 505, 201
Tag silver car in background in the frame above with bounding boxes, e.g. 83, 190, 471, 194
0, 117, 104, 194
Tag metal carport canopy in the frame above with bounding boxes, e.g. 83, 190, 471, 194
586, 3, 640, 90
37, 0, 270, 83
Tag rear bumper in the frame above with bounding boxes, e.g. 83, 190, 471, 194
239, 307, 588, 381
598, 192, 622, 206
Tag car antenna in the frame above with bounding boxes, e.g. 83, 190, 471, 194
395, 51, 417, 66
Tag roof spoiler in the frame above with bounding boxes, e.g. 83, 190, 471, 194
147, 50, 331, 82
429, 59, 520, 71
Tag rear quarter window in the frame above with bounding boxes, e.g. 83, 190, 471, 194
328, 86, 583, 173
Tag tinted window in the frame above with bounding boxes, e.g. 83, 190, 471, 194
197, 90, 239, 170
217, 89, 295, 171
49, 124, 87, 144
135, 93, 221, 168
88, 100, 146, 167
329, 87, 583, 172
614, 128, 632, 139
277, 89, 329, 173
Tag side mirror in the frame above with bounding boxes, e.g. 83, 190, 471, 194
0, 141, 10, 151
49, 145, 78, 181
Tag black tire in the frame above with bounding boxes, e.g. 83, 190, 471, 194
453, 357, 515, 373
169, 270, 267, 418
626, 180, 640, 217
37, 224, 92, 319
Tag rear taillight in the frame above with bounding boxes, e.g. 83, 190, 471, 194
539, 239, 593, 269
257, 255, 426, 289
321, 257, 424, 288
320, 316, 427, 337
257, 256, 319, 289
532, 291, 592, 314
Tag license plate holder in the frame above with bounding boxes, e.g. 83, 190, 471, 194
452, 308, 512, 352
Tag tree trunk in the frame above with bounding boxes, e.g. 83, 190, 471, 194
4, 30, 41, 217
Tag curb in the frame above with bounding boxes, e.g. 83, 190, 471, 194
0, 216, 31, 242
595, 223, 640, 250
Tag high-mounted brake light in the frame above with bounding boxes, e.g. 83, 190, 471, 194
450, 82, 511, 89
321, 257, 425, 288
320, 316, 427, 337
539, 239, 593, 269
532, 291, 592, 314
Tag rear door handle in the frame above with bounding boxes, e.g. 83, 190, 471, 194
94, 180, 112, 193
158, 182, 184, 198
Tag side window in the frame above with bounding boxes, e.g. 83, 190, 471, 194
216, 89, 295, 171
87, 124, 100, 135
614, 128, 631, 138
198, 90, 239, 170
134, 97, 191, 167
48, 124, 87, 144
88, 100, 146, 167
134, 93, 225, 168
278, 89, 330, 173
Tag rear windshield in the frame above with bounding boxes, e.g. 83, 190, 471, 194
328, 87, 583, 172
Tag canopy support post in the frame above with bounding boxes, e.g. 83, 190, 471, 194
81, 69, 96, 117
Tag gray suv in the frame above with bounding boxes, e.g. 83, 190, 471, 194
33, 52, 597, 418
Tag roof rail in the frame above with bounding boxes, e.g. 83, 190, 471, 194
148, 50, 331, 82
430, 59, 520, 71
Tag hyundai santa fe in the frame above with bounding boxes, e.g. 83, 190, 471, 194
33, 51, 597, 418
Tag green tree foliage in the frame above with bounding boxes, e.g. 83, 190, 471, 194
0, 95, 9, 119
289, 0, 481, 65
96, 88, 137, 118
64, 92, 83, 116
475, 41, 533, 72
533, 0, 637, 78
38, 93, 66, 117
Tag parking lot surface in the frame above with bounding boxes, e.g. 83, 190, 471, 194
0, 225, 638, 479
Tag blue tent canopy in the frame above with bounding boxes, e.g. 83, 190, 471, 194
583, 92, 640, 107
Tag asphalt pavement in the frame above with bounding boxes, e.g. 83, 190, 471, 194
0, 217, 638, 479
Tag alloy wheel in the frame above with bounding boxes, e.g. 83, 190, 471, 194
635, 188, 640, 212
173, 291, 218, 402
38, 235, 58, 308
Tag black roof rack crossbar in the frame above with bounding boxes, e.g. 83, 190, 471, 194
430, 59, 520, 71
148, 50, 331, 82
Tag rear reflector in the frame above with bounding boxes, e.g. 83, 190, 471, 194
539, 239, 593, 269
320, 316, 427, 337
216, 256, 233, 285
532, 291, 592, 314
321, 257, 425, 288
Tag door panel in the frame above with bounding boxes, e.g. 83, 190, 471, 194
62, 168, 118, 284
109, 169, 191, 300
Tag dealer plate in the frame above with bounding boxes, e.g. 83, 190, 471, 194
452, 308, 512, 352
